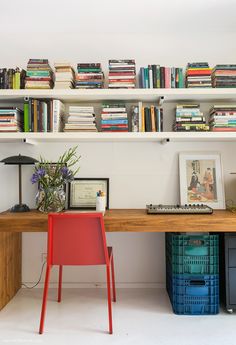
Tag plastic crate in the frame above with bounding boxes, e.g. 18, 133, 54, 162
173, 301, 219, 315
167, 273, 219, 315
166, 233, 219, 275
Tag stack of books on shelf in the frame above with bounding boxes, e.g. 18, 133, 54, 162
54, 62, 75, 89
64, 106, 97, 132
0, 68, 25, 89
0, 107, 23, 132
139, 66, 184, 88
185, 62, 212, 88
108, 60, 136, 88
174, 104, 209, 132
25, 59, 54, 89
76, 63, 104, 89
209, 105, 236, 131
23, 99, 65, 132
141, 105, 163, 132
212, 65, 236, 88
101, 103, 128, 132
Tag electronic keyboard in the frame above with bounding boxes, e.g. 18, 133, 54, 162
146, 204, 213, 214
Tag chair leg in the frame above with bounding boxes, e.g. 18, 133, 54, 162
39, 265, 52, 334
106, 265, 113, 334
58, 265, 63, 303
111, 255, 116, 302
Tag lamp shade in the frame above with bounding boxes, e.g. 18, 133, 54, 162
1, 154, 38, 165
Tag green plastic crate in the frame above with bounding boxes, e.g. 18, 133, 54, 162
166, 233, 219, 275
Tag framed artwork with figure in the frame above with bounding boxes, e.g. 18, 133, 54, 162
179, 152, 225, 209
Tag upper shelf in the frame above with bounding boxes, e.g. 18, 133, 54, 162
0, 89, 236, 102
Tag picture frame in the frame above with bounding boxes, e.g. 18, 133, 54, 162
68, 178, 109, 210
179, 152, 225, 209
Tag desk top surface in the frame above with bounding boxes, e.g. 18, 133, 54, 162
0, 209, 236, 232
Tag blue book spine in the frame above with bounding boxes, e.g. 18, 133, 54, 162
101, 120, 128, 125
144, 68, 149, 88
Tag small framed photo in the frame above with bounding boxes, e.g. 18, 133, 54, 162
179, 152, 225, 209
68, 178, 109, 210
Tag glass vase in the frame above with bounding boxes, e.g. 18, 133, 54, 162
36, 186, 66, 213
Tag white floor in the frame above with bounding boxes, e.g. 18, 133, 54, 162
0, 288, 235, 345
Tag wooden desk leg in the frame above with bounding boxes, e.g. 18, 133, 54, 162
0, 232, 22, 310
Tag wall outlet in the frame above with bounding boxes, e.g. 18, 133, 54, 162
41, 253, 47, 263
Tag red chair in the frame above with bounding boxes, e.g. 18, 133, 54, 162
39, 213, 116, 334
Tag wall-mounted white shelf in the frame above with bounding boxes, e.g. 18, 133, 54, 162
1, 132, 236, 144
0, 88, 236, 102
0, 89, 236, 144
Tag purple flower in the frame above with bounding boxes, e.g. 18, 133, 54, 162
60, 166, 74, 182
61, 166, 69, 176
31, 173, 39, 184
31, 168, 46, 184
37, 168, 46, 177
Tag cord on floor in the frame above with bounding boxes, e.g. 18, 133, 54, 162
22, 261, 46, 289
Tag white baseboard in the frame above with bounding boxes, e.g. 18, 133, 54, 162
22, 282, 165, 289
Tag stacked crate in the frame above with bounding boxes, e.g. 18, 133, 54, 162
166, 233, 219, 315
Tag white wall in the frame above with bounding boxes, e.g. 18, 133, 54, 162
0, 0, 236, 287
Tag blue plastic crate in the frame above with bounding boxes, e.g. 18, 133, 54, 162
166, 273, 219, 315
173, 301, 219, 315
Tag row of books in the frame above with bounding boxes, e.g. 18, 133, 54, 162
209, 105, 236, 131
4, 100, 236, 133
185, 62, 212, 88
76, 63, 104, 89
130, 103, 163, 132
0, 68, 25, 89
25, 59, 54, 89
23, 99, 65, 132
0, 107, 23, 132
101, 104, 128, 131
212, 65, 236, 88
3, 60, 236, 89
54, 63, 75, 89
139, 66, 184, 88
108, 60, 136, 89
64, 106, 97, 132
173, 104, 209, 132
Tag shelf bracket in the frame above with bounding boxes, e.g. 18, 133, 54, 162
158, 96, 165, 106
161, 138, 170, 145
23, 138, 38, 146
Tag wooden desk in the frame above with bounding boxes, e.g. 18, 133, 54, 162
0, 208, 236, 311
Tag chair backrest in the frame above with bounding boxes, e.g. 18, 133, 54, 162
47, 213, 109, 266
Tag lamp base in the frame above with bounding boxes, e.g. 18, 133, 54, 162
11, 204, 30, 212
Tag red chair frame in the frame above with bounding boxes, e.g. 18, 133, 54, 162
39, 213, 116, 334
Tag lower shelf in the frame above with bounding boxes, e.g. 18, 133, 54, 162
1, 131, 236, 143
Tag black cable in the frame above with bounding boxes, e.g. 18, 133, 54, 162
22, 261, 46, 289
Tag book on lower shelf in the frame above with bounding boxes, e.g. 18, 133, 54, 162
23, 98, 65, 132
0, 107, 23, 132
64, 105, 97, 132
173, 104, 209, 132
209, 104, 236, 131
101, 103, 128, 132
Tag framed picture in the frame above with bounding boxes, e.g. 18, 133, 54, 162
68, 178, 109, 210
179, 152, 225, 209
